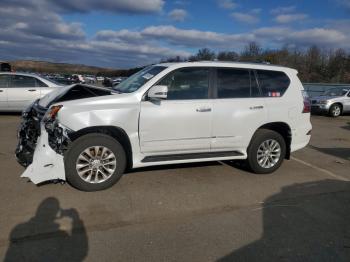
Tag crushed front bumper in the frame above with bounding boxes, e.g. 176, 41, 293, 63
15, 101, 46, 167
21, 126, 66, 184
16, 102, 71, 184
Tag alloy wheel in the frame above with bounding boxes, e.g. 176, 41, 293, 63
75, 146, 117, 184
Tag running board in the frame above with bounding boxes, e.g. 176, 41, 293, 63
142, 151, 243, 163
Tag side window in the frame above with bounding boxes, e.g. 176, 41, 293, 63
10, 75, 36, 88
217, 68, 251, 98
36, 79, 48, 87
0, 75, 9, 88
158, 68, 209, 100
256, 70, 290, 97
251, 71, 261, 97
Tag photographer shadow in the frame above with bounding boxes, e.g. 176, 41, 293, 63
4, 197, 88, 262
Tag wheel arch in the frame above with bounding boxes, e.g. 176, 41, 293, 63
68, 126, 133, 169
330, 102, 343, 111
252, 122, 292, 159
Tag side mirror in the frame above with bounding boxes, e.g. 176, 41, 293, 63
148, 85, 168, 100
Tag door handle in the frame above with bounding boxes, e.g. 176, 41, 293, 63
249, 106, 264, 110
196, 108, 212, 112
27, 89, 37, 92
0, 90, 3, 92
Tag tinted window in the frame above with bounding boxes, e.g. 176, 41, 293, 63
251, 72, 261, 97
0, 75, 9, 88
257, 70, 290, 97
158, 68, 209, 100
10, 75, 36, 88
217, 68, 252, 98
36, 79, 48, 87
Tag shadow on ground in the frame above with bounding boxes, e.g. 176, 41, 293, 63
4, 197, 88, 262
309, 145, 350, 161
218, 179, 350, 262
0, 112, 21, 116
342, 122, 350, 131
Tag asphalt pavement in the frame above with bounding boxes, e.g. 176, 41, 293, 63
0, 114, 349, 261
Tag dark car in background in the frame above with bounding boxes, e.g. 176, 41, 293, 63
1, 62, 12, 72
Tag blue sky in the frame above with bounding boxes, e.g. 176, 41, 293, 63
1, 0, 349, 68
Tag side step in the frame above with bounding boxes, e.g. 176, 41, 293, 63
142, 151, 243, 163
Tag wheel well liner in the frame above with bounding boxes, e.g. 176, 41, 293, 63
255, 122, 292, 159
69, 126, 133, 169
330, 103, 343, 110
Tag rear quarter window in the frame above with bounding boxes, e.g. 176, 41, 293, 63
256, 70, 290, 97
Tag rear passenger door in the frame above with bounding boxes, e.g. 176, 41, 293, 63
7, 75, 41, 110
0, 75, 9, 110
211, 68, 267, 153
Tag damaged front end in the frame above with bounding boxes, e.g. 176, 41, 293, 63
15, 100, 46, 167
20, 105, 73, 184
16, 84, 113, 184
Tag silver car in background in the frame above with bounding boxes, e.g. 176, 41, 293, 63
311, 87, 350, 117
0, 72, 62, 112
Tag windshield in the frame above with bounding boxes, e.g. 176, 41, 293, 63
113, 66, 166, 93
323, 88, 349, 97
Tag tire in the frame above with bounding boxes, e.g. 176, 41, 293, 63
246, 129, 286, 174
329, 104, 342, 117
64, 133, 126, 191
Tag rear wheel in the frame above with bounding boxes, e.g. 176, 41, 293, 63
329, 104, 342, 117
65, 133, 126, 191
246, 129, 286, 174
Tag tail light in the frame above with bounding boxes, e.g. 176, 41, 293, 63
302, 91, 310, 113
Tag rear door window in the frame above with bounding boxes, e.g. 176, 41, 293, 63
10, 75, 36, 88
256, 70, 290, 97
35, 79, 48, 87
216, 68, 261, 98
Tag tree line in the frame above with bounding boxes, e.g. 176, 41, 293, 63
160, 43, 350, 83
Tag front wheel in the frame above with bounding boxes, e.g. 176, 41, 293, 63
64, 133, 126, 191
329, 104, 342, 117
246, 129, 286, 174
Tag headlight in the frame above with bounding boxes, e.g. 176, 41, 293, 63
319, 100, 328, 104
44, 105, 63, 121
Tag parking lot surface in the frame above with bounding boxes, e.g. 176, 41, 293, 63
0, 114, 349, 261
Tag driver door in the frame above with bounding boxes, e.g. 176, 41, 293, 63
139, 67, 213, 154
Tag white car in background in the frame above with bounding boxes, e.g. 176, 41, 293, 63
0, 72, 62, 111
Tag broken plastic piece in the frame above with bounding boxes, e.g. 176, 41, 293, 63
21, 126, 66, 184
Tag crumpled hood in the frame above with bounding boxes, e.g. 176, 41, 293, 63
38, 84, 114, 108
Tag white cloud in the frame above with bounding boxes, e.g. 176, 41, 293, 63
271, 5, 296, 14
168, 9, 188, 22
217, 0, 237, 10
231, 12, 259, 24
141, 25, 254, 48
275, 13, 308, 23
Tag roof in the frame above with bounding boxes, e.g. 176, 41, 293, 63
155, 61, 297, 73
0, 71, 40, 77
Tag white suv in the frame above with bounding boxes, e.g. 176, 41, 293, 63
17, 62, 312, 191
